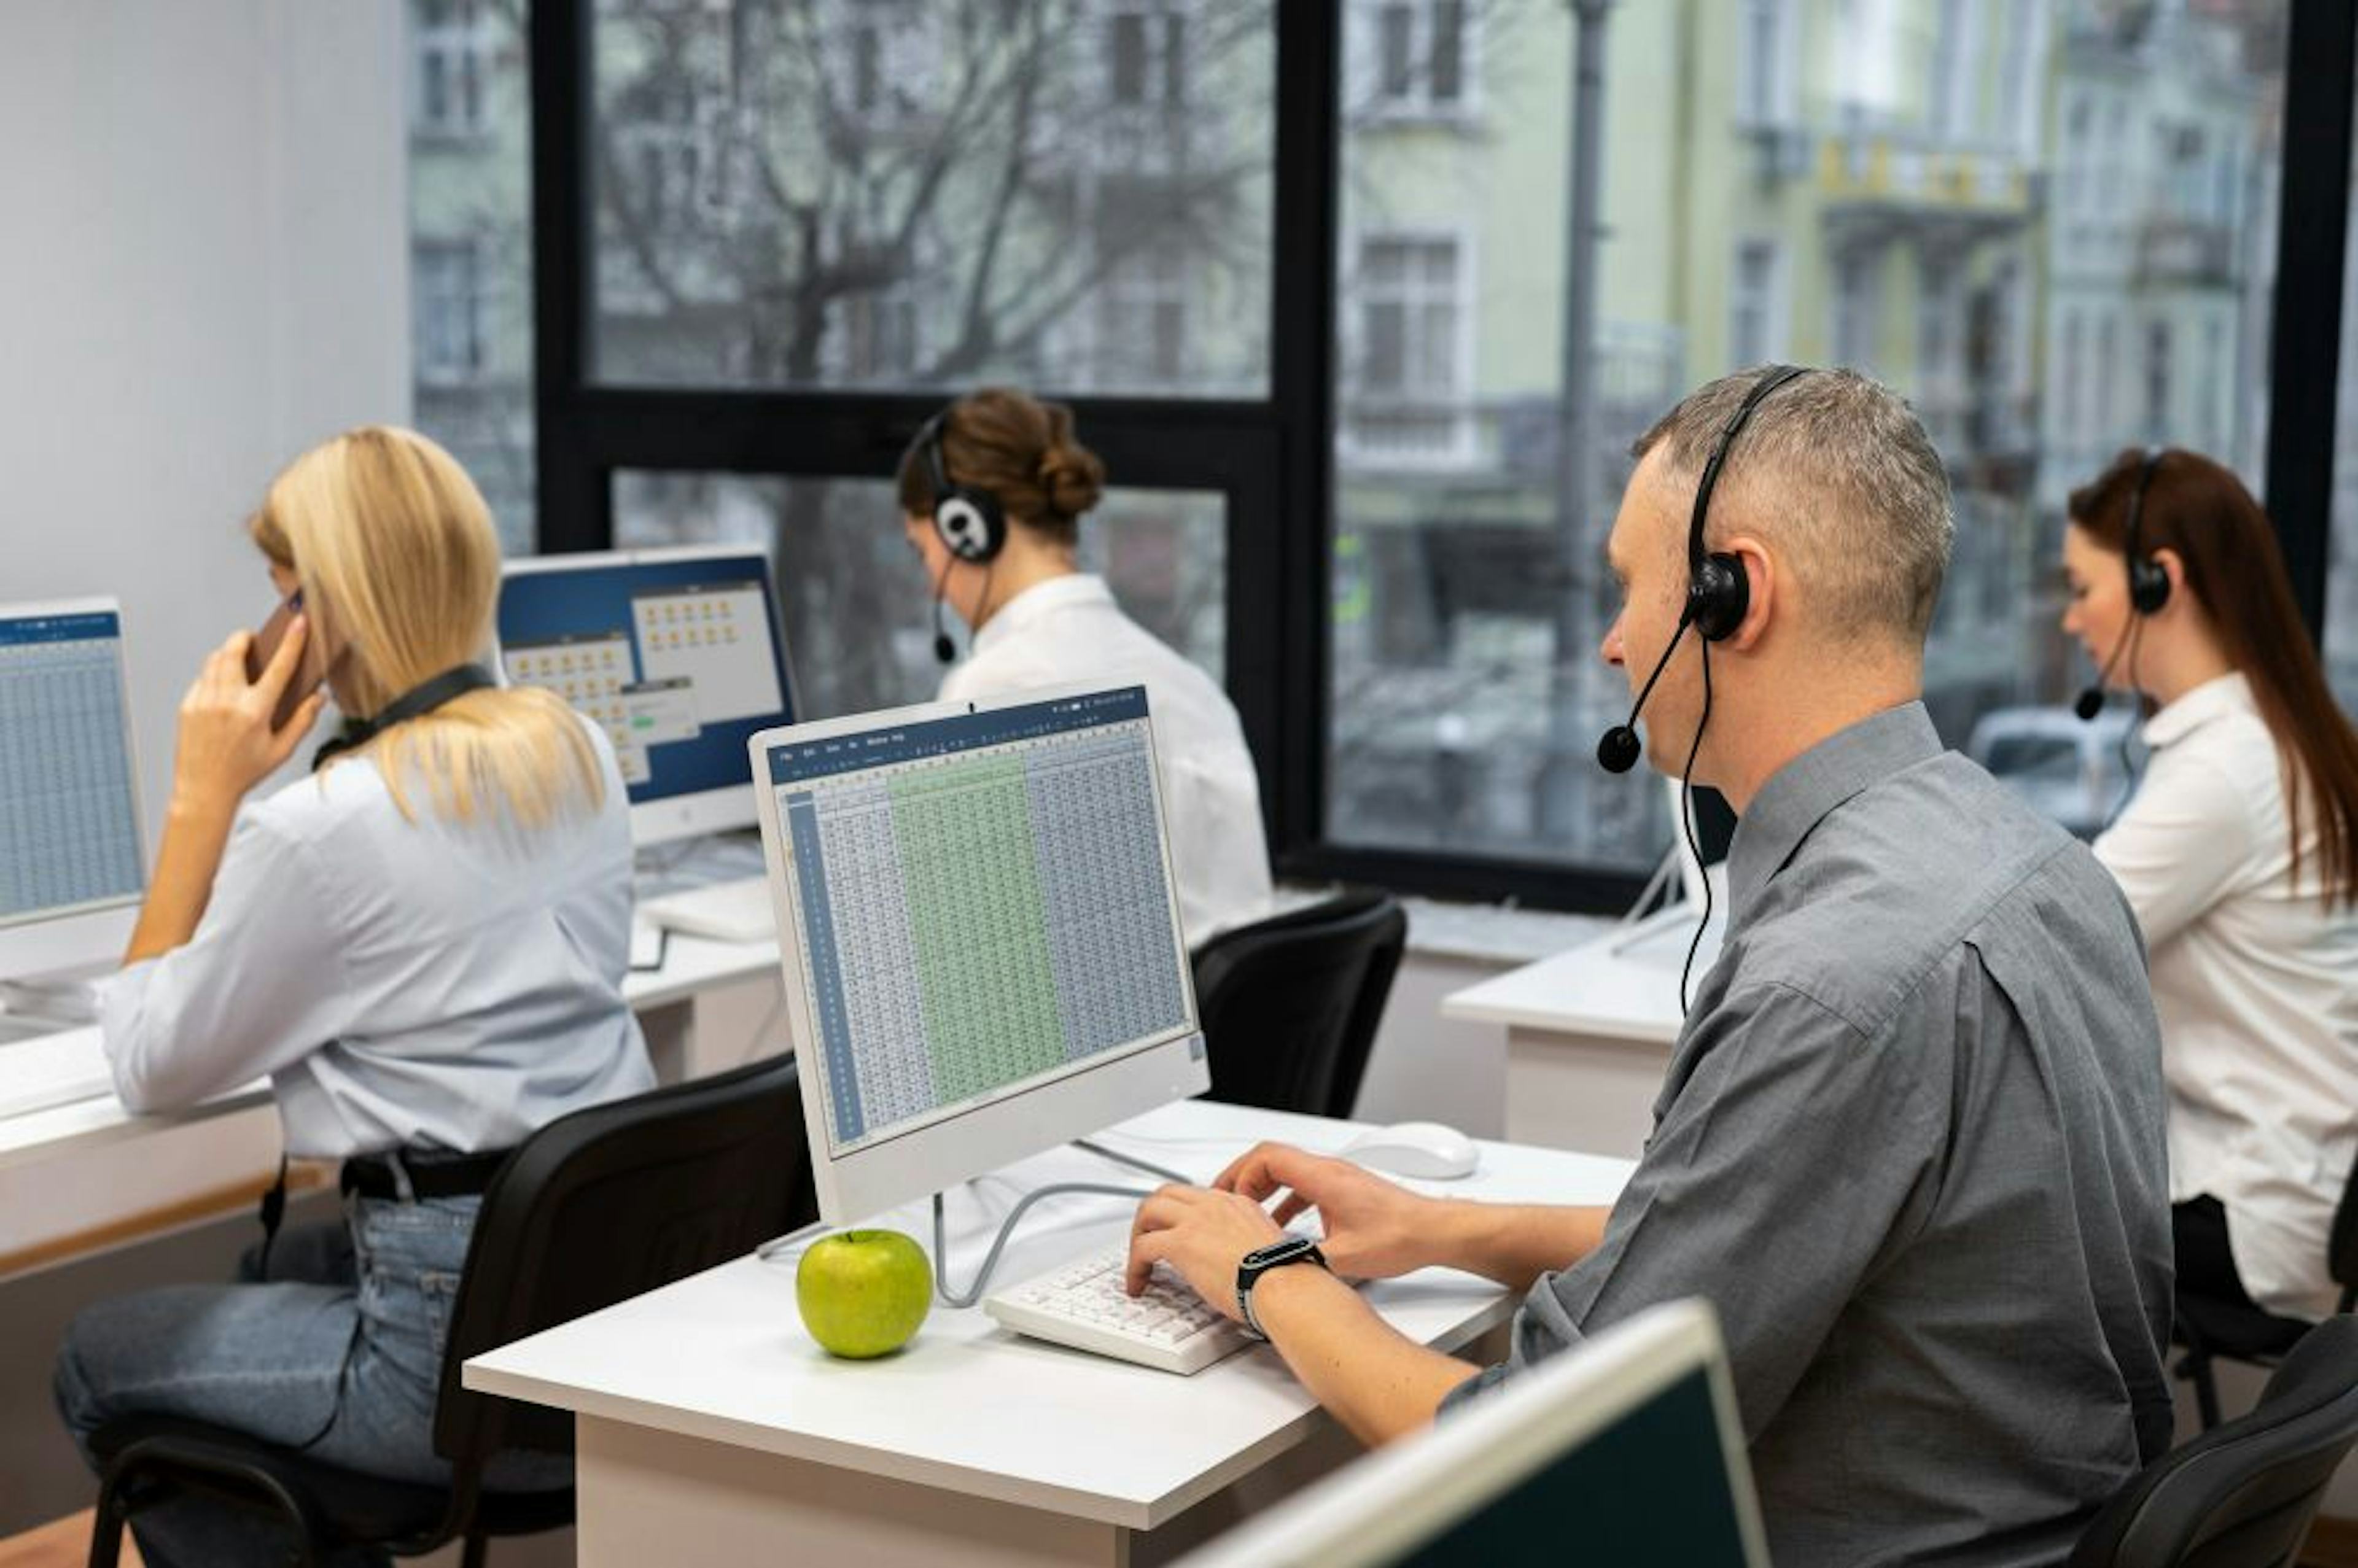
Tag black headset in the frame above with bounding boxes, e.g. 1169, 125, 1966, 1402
915, 410, 1007, 567
909, 408, 1008, 664
312, 662, 497, 771
1596, 363, 1811, 776
2074, 447, 2169, 722
1596, 364, 1811, 1015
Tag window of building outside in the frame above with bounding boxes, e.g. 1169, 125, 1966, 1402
406, 0, 534, 556
587, 0, 1274, 396
1326, 0, 2290, 877
1730, 240, 1781, 368
415, 242, 484, 386
1344, 234, 1469, 464
414, 0, 494, 139
611, 473, 1228, 724
1365, 0, 1466, 118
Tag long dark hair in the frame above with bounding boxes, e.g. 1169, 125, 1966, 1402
2070, 447, 2358, 908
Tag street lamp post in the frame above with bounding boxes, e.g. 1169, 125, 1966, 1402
1536, 0, 1615, 851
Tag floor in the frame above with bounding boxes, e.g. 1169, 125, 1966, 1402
0, 1511, 136, 1568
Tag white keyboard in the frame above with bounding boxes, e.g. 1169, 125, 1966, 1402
637, 875, 776, 943
0, 1027, 117, 1121
985, 1250, 1253, 1375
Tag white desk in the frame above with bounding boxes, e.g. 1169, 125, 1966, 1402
465, 1098, 1634, 1568
1440, 898, 1722, 1159
0, 930, 783, 1259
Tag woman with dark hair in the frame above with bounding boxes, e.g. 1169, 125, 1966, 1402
2062, 446, 2358, 1322
896, 387, 1273, 946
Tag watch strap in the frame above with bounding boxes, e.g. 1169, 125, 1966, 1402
1235, 1237, 1328, 1340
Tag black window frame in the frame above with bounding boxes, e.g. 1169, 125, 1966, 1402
531, 0, 2354, 916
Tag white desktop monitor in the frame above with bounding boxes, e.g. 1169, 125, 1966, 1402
0, 598, 148, 979
497, 545, 796, 846
750, 683, 1210, 1223
1177, 1299, 1770, 1568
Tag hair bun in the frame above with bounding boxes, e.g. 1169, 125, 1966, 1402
1037, 442, 1105, 520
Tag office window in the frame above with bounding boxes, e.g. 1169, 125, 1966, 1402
1343, 234, 1470, 465
588, 0, 1275, 395
612, 474, 1226, 724
407, 0, 532, 554
2329, 34, 2358, 716
1325, 0, 2290, 880
414, 0, 493, 139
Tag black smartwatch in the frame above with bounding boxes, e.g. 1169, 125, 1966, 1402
1235, 1235, 1328, 1340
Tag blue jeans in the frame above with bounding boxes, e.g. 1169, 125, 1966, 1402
54, 1189, 562, 1568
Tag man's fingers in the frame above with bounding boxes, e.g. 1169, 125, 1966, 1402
1216, 1141, 1312, 1200
1270, 1192, 1313, 1229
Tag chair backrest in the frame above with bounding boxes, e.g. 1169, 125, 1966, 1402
2327, 1150, 2358, 1311
2071, 1315, 2358, 1568
1190, 888, 1406, 1120
431, 1052, 816, 1469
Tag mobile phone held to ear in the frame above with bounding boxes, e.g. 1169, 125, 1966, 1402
246, 592, 327, 731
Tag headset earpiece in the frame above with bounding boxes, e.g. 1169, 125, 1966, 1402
2123, 449, 2170, 616
917, 412, 1006, 566
1686, 551, 1751, 643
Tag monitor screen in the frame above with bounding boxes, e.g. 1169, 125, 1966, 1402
1175, 1300, 1769, 1568
753, 685, 1208, 1221
0, 599, 146, 976
498, 548, 793, 844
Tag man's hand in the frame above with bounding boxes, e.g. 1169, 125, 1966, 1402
1124, 1184, 1285, 1319
169, 624, 324, 815
1214, 1141, 1442, 1281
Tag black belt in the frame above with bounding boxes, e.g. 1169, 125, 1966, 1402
340, 1148, 512, 1201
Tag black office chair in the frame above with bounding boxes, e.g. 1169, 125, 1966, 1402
84, 1052, 817, 1568
1191, 887, 1406, 1120
2071, 1314, 2358, 1568
2174, 1154, 2358, 1429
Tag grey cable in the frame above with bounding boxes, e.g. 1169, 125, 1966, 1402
931, 1182, 1152, 1309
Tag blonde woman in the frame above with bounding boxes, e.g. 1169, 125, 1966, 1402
55, 428, 652, 1568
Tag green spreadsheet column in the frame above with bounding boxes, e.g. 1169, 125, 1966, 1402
892, 756, 1065, 1102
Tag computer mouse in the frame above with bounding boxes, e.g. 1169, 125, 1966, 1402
1339, 1121, 1481, 1181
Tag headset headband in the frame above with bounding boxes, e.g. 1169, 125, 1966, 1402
1687, 364, 1810, 576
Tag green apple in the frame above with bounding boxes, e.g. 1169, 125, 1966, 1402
796, 1228, 932, 1359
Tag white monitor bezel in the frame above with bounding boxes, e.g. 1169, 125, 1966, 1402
0, 596, 148, 980
499, 544, 798, 848
1175, 1299, 1770, 1568
750, 681, 1209, 1224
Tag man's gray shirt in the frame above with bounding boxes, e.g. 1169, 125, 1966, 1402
1446, 703, 2173, 1566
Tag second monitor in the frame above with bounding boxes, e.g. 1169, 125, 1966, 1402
497, 545, 795, 845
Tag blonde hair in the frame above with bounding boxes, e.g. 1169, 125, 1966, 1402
256, 426, 604, 826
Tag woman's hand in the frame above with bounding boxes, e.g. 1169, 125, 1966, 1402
1213, 1141, 1446, 1281
168, 623, 324, 816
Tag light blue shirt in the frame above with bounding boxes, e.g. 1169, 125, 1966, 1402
100, 716, 653, 1157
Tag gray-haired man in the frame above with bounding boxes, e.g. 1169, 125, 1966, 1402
1126, 368, 2173, 1566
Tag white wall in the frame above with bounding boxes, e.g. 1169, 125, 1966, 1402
0, 0, 410, 844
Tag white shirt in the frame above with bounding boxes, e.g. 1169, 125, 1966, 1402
99, 716, 655, 1159
940, 574, 1274, 945
2094, 672, 2358, 1318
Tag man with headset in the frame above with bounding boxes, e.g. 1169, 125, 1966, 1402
1127, 368, 2173, 1565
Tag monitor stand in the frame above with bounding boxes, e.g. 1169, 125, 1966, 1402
923, 1138, 1193, 1308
